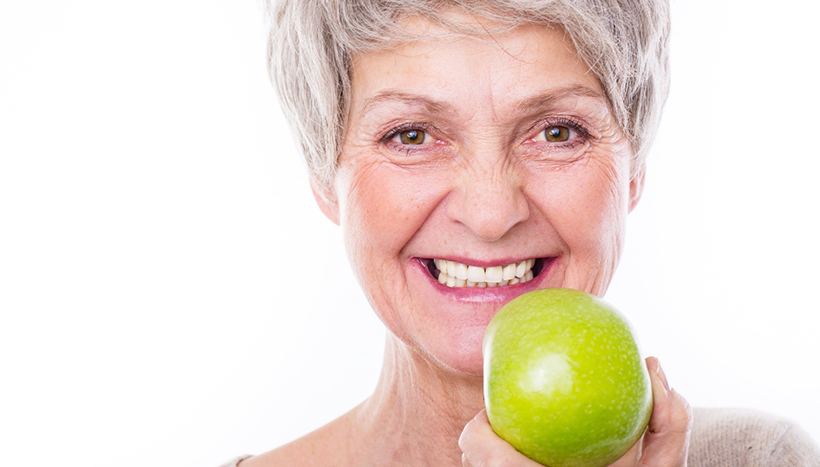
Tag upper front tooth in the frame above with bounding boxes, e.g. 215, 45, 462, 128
453, 262, 468, 280
485, 266, 502, 283
467, 265, 486, 282
432, 258, 537, 287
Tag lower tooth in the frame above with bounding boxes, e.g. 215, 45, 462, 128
478, 282, 487, 288
446, 276, 456, 287
466, 281, 476, 287
455, 278, 466, 287
510, 278, 520, 285
438, 273, 447, 284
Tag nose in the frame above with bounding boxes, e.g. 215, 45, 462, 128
447, 164, 530, 242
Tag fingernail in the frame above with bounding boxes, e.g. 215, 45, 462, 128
656, 359, 670, 392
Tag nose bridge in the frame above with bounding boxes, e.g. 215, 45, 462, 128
448, 156, 530, 242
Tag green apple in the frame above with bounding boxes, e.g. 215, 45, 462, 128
483, 288, 652, 467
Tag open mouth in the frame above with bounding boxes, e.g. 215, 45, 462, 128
420, 257, 549, 288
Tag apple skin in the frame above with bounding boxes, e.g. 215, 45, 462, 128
483, 288, 652, 467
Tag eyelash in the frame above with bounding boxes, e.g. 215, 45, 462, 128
380, 122, 436, 152
527, 117, 591, 148
379, 117, 592, 154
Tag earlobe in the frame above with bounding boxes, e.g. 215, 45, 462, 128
310, 177, 340, 225
628, 164, 646, 212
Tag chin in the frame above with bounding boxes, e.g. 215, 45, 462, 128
416, 324, 487, 378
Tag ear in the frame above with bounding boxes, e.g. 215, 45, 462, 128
310, 177, 340, 225
628, 163, 646, 212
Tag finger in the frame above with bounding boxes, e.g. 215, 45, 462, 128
459, 409, 542, 466
641, 357, 693, 464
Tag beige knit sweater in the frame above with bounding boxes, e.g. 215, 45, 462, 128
220, 407, 820, 466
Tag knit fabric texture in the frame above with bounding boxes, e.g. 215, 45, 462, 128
218, 407, 820, 466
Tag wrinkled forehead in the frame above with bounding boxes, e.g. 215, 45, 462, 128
347, 12, 608, 125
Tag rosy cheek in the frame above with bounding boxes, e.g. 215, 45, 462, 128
339, 158, 444, 256
525, 155, 628, 241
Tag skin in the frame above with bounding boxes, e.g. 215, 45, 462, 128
242, 9, 691, 467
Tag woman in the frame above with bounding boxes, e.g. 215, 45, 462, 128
224, 1, 820, 465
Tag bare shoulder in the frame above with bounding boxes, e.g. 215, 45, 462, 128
238, 410, 357, 467
689, 407, 820, 466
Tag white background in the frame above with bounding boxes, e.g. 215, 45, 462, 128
1, 1, 819, 466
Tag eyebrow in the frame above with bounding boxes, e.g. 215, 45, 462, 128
514, 85, 605, 113
360, 85, 605, 116
362, 90, 456, 115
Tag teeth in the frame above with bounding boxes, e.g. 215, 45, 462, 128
467, 266, 485, 282
433, 258, 539, 288
434, 259, 447, 275
515, 261, 528, 278
485, 266, 502, 283
454, 262, 468, 280
502, 263, 516, 280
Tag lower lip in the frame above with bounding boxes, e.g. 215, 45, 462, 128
411, 258, 556, 304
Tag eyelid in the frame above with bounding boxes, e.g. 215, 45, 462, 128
528, 116, 591, 142
378, 116, 593, 153
381, 122, 437, 143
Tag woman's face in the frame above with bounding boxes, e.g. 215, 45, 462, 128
319, 12, 642, 376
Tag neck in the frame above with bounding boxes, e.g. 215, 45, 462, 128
352, 334, 485, 466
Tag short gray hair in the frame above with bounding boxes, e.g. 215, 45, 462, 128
267, 0, 670, 186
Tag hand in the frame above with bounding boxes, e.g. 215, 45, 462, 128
458, 357, 692, 466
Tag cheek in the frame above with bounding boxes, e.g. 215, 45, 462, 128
339, 162, 440, 257
336, 158, 458, 352
527, 155, 630, 260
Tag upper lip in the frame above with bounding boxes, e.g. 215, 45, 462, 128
416, 255, 553, 267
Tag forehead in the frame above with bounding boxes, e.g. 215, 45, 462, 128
348, 11, 605, 116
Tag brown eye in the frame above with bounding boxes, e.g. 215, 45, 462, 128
544, 125, 570, 142
399, 129, 427, 145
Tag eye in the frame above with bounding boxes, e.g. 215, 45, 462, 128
523, 118, 591, 159
396, 129, 428, 145
380, 123, 448, 162
540, 125, 571, 143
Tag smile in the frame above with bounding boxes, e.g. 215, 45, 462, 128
422, 258, 547, 288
